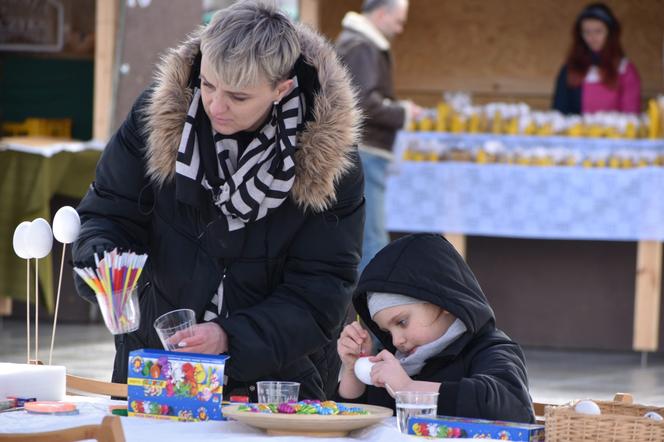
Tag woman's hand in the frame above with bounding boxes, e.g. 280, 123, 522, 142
337, 321, 372, 369
171, 322, 228, 354
370, 350, 413, 393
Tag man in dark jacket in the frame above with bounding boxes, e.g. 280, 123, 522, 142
72, 2, 364, 401
335, 0, 422, 272
336, 234, 535, 423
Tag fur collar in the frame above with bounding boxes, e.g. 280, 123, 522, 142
341, 11, 390, 51
144, 24, 361, 213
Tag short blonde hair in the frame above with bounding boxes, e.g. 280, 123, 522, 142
200, 0, 301, 89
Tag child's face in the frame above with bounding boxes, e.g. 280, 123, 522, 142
373, 303, 456, 356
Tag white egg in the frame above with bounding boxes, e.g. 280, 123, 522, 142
53, 206, 81, 244
644, 411, 663, 421
574, 400, 601, 416
354, 357, 375, 386
26, 218, 53, 259
12, 221, 32, 259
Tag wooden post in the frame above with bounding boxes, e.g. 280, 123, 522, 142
633, 240, 662, 351
0, 297, 11, 316
299, 0, 320, 29
445, 233, 466, 259
93, 0, 119, 141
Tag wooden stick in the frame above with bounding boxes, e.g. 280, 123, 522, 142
66, 374, 128, 398
35, 259, 39, 363
49, 245, 66, 365
26, 259, 30, 364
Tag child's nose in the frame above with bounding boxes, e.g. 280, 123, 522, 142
392, 333, 406, 347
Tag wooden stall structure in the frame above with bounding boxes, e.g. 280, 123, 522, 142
308, 0, 664, 355
0, 0, 202, 319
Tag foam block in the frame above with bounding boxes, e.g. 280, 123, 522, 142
0, 363, 66, 401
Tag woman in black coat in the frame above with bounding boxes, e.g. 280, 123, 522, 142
72, 1, 364, 401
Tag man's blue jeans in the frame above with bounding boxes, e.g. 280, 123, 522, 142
359, 150, 390, 273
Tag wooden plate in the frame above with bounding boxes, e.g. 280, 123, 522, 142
222, 403, 393, 437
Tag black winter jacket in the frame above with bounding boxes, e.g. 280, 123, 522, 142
72, 24, 364, 401
342, 234, 535, 423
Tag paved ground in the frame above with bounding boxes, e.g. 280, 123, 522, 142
2, 318, 663, 406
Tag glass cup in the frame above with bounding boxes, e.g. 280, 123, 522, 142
256, 381, 300, 404
153, 308, 196, 350
395, 391, 439, 434
96, 288, 140, 335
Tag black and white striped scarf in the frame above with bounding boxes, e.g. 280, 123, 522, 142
175, 54, 318, 322
175, 74, 303, 232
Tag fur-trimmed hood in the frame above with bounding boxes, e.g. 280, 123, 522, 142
144, 24, 361, 213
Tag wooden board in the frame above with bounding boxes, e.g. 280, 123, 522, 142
222, 403, 393, 437
93, 0, 119, 141
319, 0, 664, 108
0, 297, 11, 316
111, 0, 203, 135
300, 0, 320, 29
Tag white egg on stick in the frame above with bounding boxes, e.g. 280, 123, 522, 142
50, 206, 81, 365
52, 206, 81, 244
27, 218, 53, 259
27, 217, 54, 363
12, 221, 33, 363
12, 221, 32, 259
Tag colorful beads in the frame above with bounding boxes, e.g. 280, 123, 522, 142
240, 400, 368, 415
277, 403, 296, 414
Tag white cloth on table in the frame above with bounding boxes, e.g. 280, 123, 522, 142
0, 396, 505, 441
386, 161, 664, 241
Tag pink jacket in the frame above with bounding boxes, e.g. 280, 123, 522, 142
582, 59, 641, 114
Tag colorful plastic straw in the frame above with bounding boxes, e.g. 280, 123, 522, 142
74, 249, 148, 332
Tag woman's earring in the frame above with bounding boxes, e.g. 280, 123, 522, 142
273, 100, 279, 106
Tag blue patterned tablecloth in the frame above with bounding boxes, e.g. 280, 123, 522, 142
386, 133, 664, 241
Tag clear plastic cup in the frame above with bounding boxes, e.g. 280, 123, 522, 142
96, 288, 141, 335
153, 308, 196, 350
256, 381, 300, 404
395, 391, 439, 434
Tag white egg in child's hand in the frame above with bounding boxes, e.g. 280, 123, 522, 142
354, 357, 375, 386
53, 206, 81, 244
644, 411, 663, 421
574, 400, 601, 415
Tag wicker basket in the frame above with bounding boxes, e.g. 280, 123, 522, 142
545, 394, 664, 441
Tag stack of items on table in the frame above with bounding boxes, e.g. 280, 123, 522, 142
409, 92, 663, 140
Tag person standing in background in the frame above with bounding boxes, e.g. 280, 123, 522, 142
336, 0, 422, 272
552, 2, 641, 115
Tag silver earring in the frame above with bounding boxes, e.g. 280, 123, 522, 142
273, 100, 279, 106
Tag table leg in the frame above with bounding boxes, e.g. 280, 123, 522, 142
633, 241, 662, 352
445, 233, 466, 259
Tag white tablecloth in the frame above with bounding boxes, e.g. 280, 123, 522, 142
386, 161, 664, 240
386, 131, 664, 241
0, 396, 503, 441
0, 138, 104, 157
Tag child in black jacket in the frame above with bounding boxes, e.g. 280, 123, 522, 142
336, 233, 535, 423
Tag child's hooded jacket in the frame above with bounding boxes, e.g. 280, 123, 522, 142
349, 233, 535, 423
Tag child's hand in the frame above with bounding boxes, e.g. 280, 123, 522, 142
337, 321, 372, 368
370, 350, 413, 393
